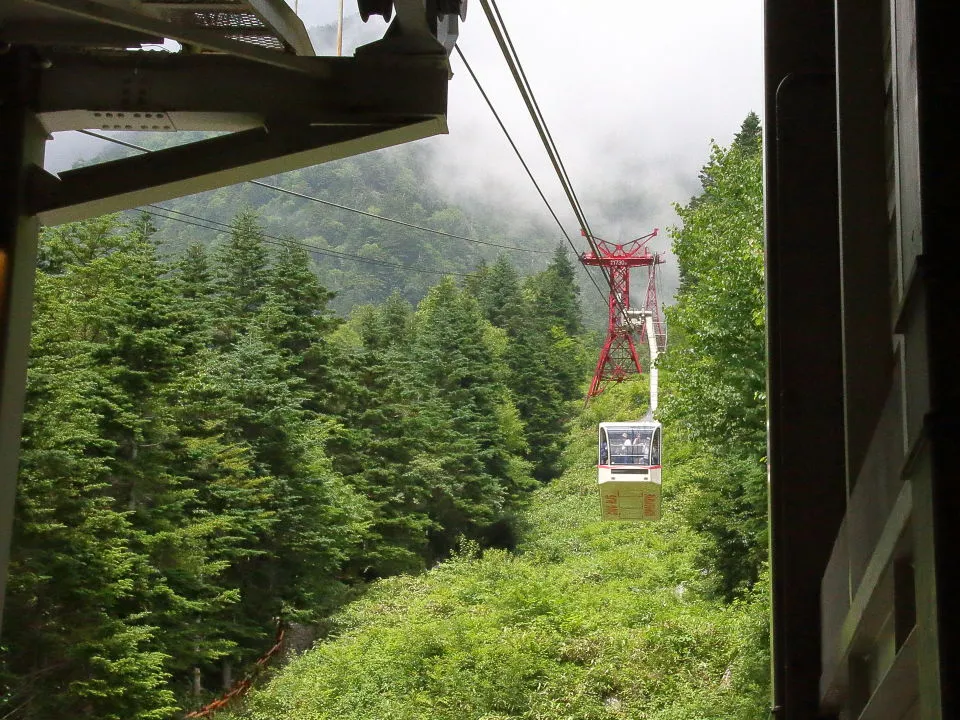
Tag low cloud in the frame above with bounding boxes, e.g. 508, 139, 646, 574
43, 0, 761, 308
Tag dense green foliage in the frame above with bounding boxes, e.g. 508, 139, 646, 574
2, 212, 586, 719
466, 252, 588, 481
217, 121, 773, 715
5, 116, 772, 719
229, 383, 771, 720
659, 114, 767, 598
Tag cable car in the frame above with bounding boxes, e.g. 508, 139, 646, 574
597, 420, 662, 521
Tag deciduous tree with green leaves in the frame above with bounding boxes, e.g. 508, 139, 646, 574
659, 114, 767, 598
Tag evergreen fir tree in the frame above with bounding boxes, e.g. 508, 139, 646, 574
734, 111, 762, 156
256, 239, 341, 413
212, 211, 271, 344
526, 246, 584, 336
466, 255, 585, 481
6, 217, 186, 718
409, 279, 533, 555
174, 242, 214, 300
472, 255, 524, 330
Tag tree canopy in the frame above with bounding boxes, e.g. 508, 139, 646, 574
659, 115, 767, 598
3, 210, 588, 718
4, 116, 773, 718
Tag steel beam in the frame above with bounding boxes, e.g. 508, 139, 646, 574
22, 0, 322, 75
35, 51, 449, 132
835, 0, 892, 485
28, 46, 450, 223
0, 50, 46, 628
144, 2, 271, 9
914, 2, 960, 715
0, 20, 163, 46
242, 0, 314, 56
30, 117, 446, 225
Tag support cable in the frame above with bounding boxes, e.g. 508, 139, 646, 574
453, 46, 608, 302
76, 130, 549, 255
140, 205, 474, 277
476, 0, 610, 286
483, 0, 592, 240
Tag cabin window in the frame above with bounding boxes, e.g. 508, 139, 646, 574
609, 427, 653, 465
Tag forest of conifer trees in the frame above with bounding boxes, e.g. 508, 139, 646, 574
1, 210, 589, 718
2, 115, 769, 720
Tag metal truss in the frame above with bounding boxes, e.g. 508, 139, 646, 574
26, 50, 450, 224
2, 0, 463, 223
581, 230, 664, 398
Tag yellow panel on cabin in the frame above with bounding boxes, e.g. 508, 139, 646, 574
599, 479, 661, 522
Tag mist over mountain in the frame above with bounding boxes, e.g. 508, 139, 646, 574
37, 4, 762, 314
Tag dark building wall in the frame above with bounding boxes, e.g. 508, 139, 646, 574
764, 1, 847, 717
767, 1, 960, 718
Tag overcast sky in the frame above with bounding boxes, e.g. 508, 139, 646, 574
44, 1, 763, 294
303, 2, 763, 251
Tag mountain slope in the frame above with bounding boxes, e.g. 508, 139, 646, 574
231, 381, 770, 720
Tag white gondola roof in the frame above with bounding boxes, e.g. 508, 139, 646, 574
599, 420, 660, 429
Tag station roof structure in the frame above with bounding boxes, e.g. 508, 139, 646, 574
0, 0, 464, 623
0, 0, 462, 224
3, 0, 317, 57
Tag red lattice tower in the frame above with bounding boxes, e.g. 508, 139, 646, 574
581, 229, 665, 398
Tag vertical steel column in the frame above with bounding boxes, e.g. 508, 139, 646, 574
914, 2, 960, 716
835, 0, 892, 485
764, 1, 847, 717
0, 48, 45, 627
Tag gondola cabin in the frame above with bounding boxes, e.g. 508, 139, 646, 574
597, 421, 662, 521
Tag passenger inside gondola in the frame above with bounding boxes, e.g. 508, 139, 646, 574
615, 432, 632, 463
600, 426, 659, 466
627, 429, 651, 464
634, 440, 650, 465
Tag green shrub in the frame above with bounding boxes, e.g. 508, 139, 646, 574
231, 383, 770, 720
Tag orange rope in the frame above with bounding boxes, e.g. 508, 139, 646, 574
184, 624, 285, 719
